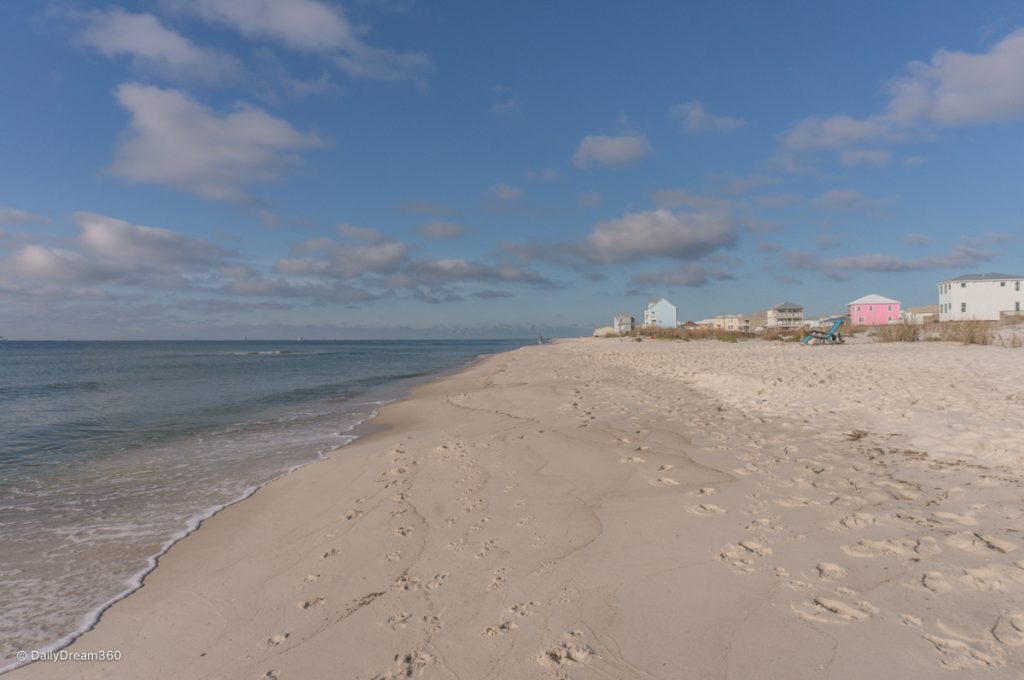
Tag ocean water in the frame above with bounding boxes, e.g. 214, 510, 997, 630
0, 339, 525, 670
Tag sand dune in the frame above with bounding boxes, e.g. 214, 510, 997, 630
10, 338, 1024, 679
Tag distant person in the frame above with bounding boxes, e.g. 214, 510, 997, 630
537, 335, 544, 345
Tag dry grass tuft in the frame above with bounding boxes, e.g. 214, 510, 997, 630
874, 324, 921, 343
935, 320, 994, 345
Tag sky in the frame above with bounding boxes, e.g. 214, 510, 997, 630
1, 0, 1023, 339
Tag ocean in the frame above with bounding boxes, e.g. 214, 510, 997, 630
0, 339, 526, 669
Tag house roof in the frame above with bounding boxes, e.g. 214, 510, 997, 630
847, 293, 900, 306
944, 272, 1024, 282
909, 304, 939, 314
771, 301, 803, 310
646, 298, 675, 307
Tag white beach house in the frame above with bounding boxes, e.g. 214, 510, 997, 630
938, 273, 1024, 321
643, 298, 677, 328
765, 302, 804, 328
613, 314, 635, 334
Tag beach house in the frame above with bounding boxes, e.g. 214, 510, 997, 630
711, 314, 750, 332
765, 302, 804, 328
848, 294, 901, 325
937, 273, 1024, 321
613, 314, 635, 334
902, 305, 939, 325
643, 298, 677, 328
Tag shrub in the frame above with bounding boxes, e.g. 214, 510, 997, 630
874, 324, 920, 343
936, 320, 994, 345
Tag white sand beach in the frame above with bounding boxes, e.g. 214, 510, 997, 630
11, 338, 1024, 679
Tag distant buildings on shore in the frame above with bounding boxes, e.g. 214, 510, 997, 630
600, 271, 1024, 336
766, 302, 804, 328
643, 298, 677, 328
847, 294, 901, 326
938, 273, 1024, 321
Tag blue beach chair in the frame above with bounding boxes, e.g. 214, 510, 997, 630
801, 318, 844, 345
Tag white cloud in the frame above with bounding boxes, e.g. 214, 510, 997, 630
783, 243, 994, 273
671, 101, 746, 133
404, 258, 552, 286
80, 9, 239, 82
275, 229, 408, 279
571, 134, 651, 168
0, 207, 47, 226
398, 200, 459, 217
110, 83, 322, 201
75, 212, 230, 266
417, 220, 465, 240
815, 189, 889, 212
840, 149, 892, 167
176, 0, 430, 85
488, 183, 523, 201
585, 209, 736, 264
4, 212, 232, 288
903, 232, 931, 246
630, 262, 734, 287
781, 29, 1024, 152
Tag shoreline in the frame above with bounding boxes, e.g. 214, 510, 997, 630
8, 338, 1024, 678
1, 347, 508, 676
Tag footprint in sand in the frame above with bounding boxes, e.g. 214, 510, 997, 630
344, 510, 363, 521
695, 487, 716, 496
298, 597, 324, 610
839, 512, 875, 529
386, 612, 411, 629
482, 620, 518, 636
619, 456, 646, 463
539, 632, 599, 668
921, 571, 953, 593
394, 526, 414, 537
794, 596, 877, 623
658, 464, 674, 472
816, 562, 847, 580
922, 632, 1004, 670
303, 573, 320, 583
687, 503, 726, 516
322, 548, 340, 559
775, 496, 813, 508
933, 511, 977, 526
650, 477, 679, 487
962, 567, 1006, 592
993, 614, 1024, 646
267, 633, 289, 646
385, 550, 401, 562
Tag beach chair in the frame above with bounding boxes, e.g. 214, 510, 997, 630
801, 318, 844, 345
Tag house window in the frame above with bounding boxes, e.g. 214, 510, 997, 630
888, 305, 892, 311
1017, 282, 1021, 291
1017, 302, 1021, 312
858, 316, 864, 323
869, 306, 873, 311
1001, 281, 1006, 287
961, 303, 967, 312
961, 282, 966, 288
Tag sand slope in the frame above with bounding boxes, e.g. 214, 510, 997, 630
10, 338, 1024, 679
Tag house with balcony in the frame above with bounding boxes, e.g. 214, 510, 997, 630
643, 298, 677, 329
848, 294, 901, 325
766, 302, 804, 328
937, 273, 1024, 321
613, 314, 635, 334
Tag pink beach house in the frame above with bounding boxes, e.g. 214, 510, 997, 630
847, 294, 901, 325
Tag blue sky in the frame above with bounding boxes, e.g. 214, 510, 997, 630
2, 0, 1023, 339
